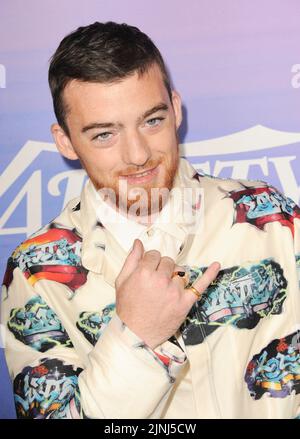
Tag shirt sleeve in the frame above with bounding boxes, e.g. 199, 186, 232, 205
294, 216, 300, 419
295, 217, 300, 289
1, 264, 186, 419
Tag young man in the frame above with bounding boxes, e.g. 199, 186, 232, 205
1, 22, 300, 419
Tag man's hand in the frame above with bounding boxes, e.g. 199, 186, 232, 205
115, 239, 220, 349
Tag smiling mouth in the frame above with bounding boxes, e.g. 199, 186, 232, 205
120, 166, 158, 178
118, 165, 160, 185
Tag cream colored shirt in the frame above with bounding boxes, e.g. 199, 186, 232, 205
1, 158, 300, 419
90, 177, 195, 258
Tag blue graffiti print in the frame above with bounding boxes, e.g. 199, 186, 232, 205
7, 296, 73, 352
226, 185, 300, 235
237, 190, 296, 219
76, 303, 115, 345
14, 358, 82, 418
4, 223, 89, 298
181, 259, 287, 345
245, 332, 300, 400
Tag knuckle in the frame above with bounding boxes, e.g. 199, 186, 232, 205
161, 256, 175, 265
145, 249, 161, 259
139, 264, 151, 276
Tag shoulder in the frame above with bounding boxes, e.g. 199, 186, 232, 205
193, 170, 299, 209
214, 176, 299, 234
3, 196, 87, 292
188, 165, 300, 234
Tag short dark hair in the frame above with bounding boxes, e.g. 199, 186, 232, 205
48, 21, 172, 135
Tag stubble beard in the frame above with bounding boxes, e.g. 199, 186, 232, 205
93, 148, 180, 220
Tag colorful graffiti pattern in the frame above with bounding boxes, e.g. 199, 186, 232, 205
181, 259, 287, 345
3, 223, 88, 298
226, 184, 300, 235
14, 358, 82, 418
76, 303, 115, 345
245, 332, 300, 399
8, 296, 73, 352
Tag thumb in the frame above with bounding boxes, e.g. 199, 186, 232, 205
116, 239, 144, 285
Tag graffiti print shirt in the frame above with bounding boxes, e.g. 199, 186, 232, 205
1, 158, 300, 419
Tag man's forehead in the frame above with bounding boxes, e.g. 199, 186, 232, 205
64, 64, 167, 99
63, 66, 170, 122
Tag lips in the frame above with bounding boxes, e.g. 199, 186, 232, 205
119, 165, 159, 184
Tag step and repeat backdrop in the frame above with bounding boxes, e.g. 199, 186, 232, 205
1, 0, 300, 418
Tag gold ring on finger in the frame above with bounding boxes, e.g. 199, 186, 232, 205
187, 285, 202, 299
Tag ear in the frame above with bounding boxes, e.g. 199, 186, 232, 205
51, 123, 79, 160
171, 90, 182, 130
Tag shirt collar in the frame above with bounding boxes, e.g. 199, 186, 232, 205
90, 183, 146, 252
77, 158, 203, 279
90, 172, 201, 247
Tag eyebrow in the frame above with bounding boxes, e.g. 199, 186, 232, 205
82, 122, 116, 133
142, 103, 168, 120
81, 102, 169, 134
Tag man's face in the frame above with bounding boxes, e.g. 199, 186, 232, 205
52, 64, 182, 218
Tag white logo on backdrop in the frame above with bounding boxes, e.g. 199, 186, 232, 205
0, 64, 6, 89
1, 125, 300, 237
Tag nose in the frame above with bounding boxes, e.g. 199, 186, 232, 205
122, 130, 151, 167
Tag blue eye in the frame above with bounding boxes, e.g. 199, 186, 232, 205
146, 117, 164, 127
93, 132, 113, 142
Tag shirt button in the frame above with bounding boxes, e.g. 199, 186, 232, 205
147, 229, 155, 237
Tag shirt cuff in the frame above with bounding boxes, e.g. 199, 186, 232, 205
115, 314, 186, 383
